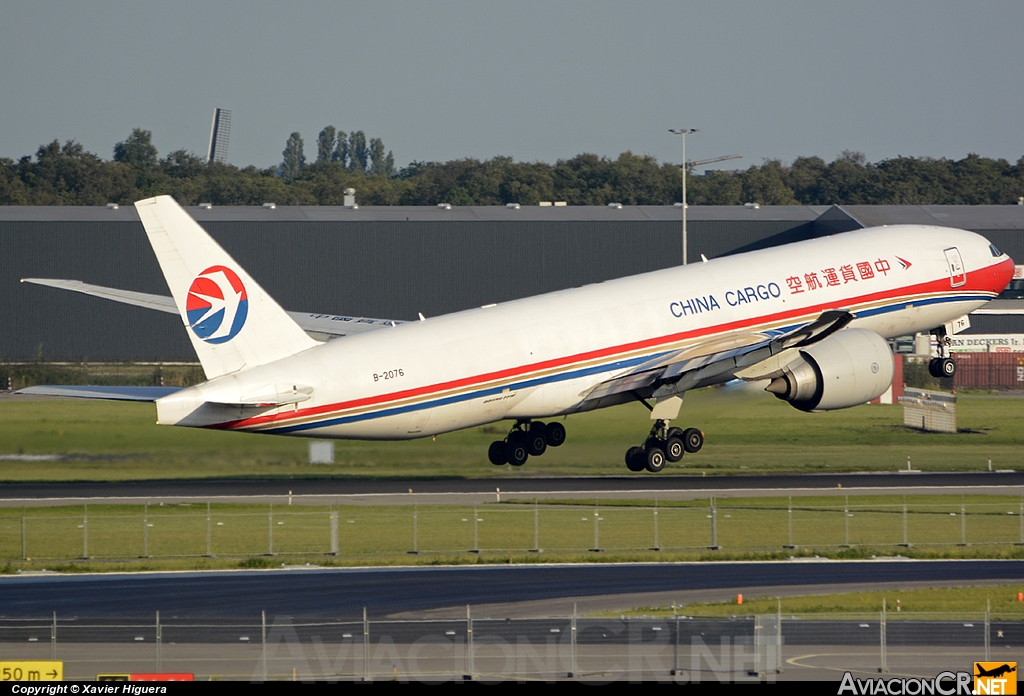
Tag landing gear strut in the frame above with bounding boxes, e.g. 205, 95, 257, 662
624, 419, 703, 473
927, 327, 957, 379
488, 420, 566, 467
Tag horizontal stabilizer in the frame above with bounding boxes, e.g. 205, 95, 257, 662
15, 385, 182, 402
21, 278, 403, 341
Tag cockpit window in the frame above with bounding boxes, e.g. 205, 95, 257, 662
990, 243, 1003, 257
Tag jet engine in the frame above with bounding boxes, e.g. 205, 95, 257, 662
765, 328, 894, 412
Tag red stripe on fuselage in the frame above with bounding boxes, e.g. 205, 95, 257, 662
213, 258, 1012, 431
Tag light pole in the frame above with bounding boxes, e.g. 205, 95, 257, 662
669, 128, 697, 265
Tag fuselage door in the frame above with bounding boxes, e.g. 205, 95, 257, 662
943, 247, 966, 287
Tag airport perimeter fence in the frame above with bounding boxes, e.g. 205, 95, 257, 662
0, 610, 1019, 681
2, 496, 1024, 562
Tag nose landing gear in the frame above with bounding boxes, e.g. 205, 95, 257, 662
487, 420, 566, 467
927, 328, 957, 378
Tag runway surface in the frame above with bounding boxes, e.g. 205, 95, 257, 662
1, 472, 1022, 507
2, 560, 1021, 619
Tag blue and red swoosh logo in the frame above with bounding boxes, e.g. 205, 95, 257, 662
186, 266, 248, 344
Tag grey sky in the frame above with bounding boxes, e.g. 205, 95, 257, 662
2, 1, 1022, 171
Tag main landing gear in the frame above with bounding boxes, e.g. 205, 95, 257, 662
625, 419, 703, 473
927, 328, 957, 379
488, 420, 566, 467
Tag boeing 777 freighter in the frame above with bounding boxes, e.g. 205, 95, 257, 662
20, 196, 1015, 473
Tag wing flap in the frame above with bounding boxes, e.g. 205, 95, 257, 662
582, 310, 854, 403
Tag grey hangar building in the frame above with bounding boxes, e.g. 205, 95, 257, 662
2, 203, 1023, 363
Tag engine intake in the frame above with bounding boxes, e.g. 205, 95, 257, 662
766, 328, 894, 412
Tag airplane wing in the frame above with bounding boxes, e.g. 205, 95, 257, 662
581, 310, 854, 403
15, 385, 183, 401
21, 278, 403, 340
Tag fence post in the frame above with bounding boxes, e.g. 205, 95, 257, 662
985, 599, 991, 661
267, 503, 274, 556
363, 607, 370, 682
261, 610, 267, 681
330, 507, 338, 556
777, 598, 783, 673
143, 503, 149, 557
843, 495, 850, 547
465, 605, 474, 681
671, 604, 680, 676
589, 501, 601, 552
710, 497, 719, 550
531, 499, 539, 553
1019, 495, 1023, 545
570, 603, 578, 678
471, 505, 479, 554
205, 502, 212, 557
880, 601, 888, 671
899, 496, 910, 548
21, 514, 26, 560
156, 610, 161, 672
409, 503, 418, 554
51, 612, 56, 661
960, 497, 967, 546
652, 501, 660, 551
82, 504, 89, 559
785, 496, 795, 549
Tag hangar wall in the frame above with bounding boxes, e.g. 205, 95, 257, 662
2, 203, 1021, 362
0, 213, 810, 361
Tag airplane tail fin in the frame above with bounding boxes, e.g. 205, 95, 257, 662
135, 195, 318, 379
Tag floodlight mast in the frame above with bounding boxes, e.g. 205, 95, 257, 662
669, 128, 698, 265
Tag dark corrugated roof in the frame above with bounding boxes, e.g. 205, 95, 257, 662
1, 203, 1022, 228
842, 205, 1024, 229
0, 204, 826, 223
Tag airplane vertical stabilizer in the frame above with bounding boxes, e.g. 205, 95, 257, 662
135, 195, 318, 379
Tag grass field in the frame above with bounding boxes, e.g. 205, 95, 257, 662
616, 585, 1024, 620
2, 386, 1024, 480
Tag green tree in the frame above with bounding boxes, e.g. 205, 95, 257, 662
740, 160, 798, 205
348, 131, 368, 172
280, 132, 305, 183
113, 129, 158, 169
332, 131, 348, 167
160, 149, 205, 179
368, 137, 387, 176
0, 157, 29, 204
316, 126, 337, 164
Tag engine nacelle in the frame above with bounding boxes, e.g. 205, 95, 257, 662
766, 328, 894, 412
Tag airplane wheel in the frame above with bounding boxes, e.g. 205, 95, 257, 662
928, 358, 942, 378
544, 421, 566, 447
488, 441, 507, 466
664, 436, 684, 462
625, 446, 646, 472
666, 427, 684, 441
682, 428, 704, 453
645, 445, 666, 473
506, 440, 529, 467
939, 357, 956, 378
526, 431, 547, 456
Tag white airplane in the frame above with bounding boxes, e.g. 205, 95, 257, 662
20, 196, 1015, 473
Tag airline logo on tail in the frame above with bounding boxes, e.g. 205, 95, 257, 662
185, 265, 248, 344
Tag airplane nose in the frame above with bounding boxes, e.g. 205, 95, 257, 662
989, 256, 1016, 295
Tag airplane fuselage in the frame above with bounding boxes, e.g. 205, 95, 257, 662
153, 224, 1013, 440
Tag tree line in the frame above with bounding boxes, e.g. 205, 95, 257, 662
1, 129, 1021, 207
